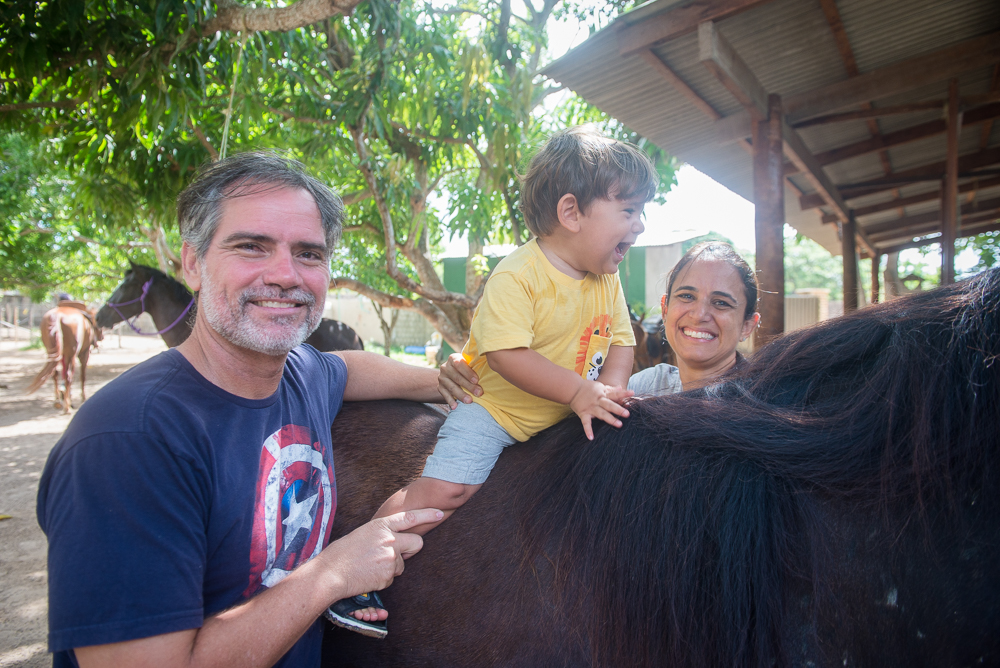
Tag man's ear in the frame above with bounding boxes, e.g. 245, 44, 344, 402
181, 242, 202, 293
556, 193, 582, 233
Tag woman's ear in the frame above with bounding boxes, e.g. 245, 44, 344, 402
660, 293, 668, 314
556, 193, 582, 233
740, 312, 761, 342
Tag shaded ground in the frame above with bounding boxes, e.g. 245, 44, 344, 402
0, 337, 167, 667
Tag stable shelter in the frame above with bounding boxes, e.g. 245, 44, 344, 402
543, 0, 1000, 342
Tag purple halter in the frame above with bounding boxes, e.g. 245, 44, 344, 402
106, 277, 195, 336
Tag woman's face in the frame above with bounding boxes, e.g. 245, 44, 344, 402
663, 258, 758, 372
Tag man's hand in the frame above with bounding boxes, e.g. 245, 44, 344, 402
437, 353, 483, 408
569, 381, 633, 441
320, 509, 443, 596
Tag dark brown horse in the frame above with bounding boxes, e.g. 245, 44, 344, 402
26, 305, 101, 413
96, 262, 364, 351
323, 269, 1000, 667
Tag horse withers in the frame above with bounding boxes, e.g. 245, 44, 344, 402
96, 262, 364, 351
26, 304, 101, 413
323, 269, 1000, 667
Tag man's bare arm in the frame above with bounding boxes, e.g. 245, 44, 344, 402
333, 350, 441, 403
75, 510, 441, 668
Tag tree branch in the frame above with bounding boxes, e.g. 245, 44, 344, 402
0, 100, 80, 113
390, 122, 490, 174
341, 189, 370, 206
188, 118, 219, 161
267, 106, 339, 125
20, 226, 151, 250
349, 125, 477, 309
331, 277, 469, 349
202, 0, 366, 34
341, 222, 380, 236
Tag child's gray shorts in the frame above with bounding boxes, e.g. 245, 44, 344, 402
421, 402, 516, 485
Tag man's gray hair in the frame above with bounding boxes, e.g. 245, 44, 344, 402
177, 151, 344, 258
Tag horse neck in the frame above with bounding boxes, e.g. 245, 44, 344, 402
145, 279, 193, 348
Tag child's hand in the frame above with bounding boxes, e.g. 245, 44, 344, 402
569, 380, 634, 441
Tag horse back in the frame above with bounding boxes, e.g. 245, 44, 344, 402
326, 402, 590, 667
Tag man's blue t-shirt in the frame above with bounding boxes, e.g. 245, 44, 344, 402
36, 345, 347, 667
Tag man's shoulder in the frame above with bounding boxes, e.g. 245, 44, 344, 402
75, 350, 185, 420
59, 349, 216, 447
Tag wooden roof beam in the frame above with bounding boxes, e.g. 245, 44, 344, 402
820, 175, 1000, 223
792, 94, 1000, 128
871, 210, 1000, 249
617, 0, 774, 58
789, 103, 1000, 177
697, 21, 769, 120
712, 31, 1000, 145
698, 21, 867, 251
863, 196, 1000, 239
800, 146, 1000, 209
877, 219, 1000, 255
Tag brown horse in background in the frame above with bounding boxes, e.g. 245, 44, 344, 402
26, 305, 101, 413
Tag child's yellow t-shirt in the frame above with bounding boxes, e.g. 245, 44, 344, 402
463, 238, 635, 442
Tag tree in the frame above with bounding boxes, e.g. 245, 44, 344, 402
1, 0, 678, 347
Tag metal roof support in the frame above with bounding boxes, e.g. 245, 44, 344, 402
842, 215, 859, 313
753, 93, 785, 343
942, 79, 962, 285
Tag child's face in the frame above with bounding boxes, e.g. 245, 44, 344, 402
572, 196, 647, 276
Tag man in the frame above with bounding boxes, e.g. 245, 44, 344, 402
37, 152, 444, 667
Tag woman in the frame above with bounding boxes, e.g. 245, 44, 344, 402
438, 242, 759, 402
628, 241, 759, 395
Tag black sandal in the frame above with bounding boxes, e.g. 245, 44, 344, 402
324, 591, 388, 639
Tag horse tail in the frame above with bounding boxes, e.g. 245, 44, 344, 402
26, 315, 63, 395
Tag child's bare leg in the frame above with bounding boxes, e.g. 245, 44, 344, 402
374, 476, 482, 535
347, 477, 480, 623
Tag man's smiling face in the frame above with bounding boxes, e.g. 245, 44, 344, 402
189, 185, 330, 356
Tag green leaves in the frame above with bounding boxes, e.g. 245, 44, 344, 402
2, 0, 677, 345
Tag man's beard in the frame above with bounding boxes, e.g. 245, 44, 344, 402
197, 265, 323, 356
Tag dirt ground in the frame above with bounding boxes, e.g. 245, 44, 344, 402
0, 336, 167, 667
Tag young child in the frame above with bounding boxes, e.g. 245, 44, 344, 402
326, 125, 659, 637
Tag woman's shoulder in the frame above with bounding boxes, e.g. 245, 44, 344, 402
628, 363, 682, 396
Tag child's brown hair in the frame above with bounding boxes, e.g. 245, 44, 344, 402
520, 125, 659, 237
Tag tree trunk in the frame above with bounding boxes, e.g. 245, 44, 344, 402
372, 300, 400, 356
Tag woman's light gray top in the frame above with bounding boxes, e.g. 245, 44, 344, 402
627, 363, 683, 397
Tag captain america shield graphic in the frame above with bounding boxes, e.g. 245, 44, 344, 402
244, 424, 336, 598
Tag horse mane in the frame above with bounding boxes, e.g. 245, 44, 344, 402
132, 263, 193, 303
515, 268, 1000, 667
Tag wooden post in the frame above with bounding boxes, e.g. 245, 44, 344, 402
753, 94, 785, 346
842, 214, 859, 312
870, 254, 881, 304
942, 78, 962, 284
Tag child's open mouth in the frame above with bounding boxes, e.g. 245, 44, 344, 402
614, 242, 631, 262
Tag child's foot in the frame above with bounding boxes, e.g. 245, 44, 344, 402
324, 591, 389, 639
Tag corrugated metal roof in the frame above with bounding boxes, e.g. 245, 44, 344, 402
543, 0, 1000, 256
